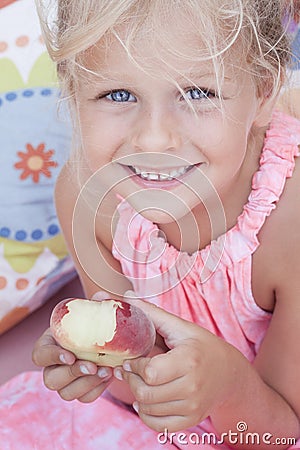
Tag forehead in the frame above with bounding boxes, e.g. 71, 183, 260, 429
78, 19, 243, 85
82, 36, 203, 77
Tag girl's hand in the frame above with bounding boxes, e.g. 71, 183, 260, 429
32, 327, 113, 403
117, 297, 241, 432
31, 290, 114, 403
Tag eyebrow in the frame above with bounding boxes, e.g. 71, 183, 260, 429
80, 64, 233, 89
85, 71, 220, 84
176, 72, 218, 83
176, 69, 234, 81
81, 70, 136, 84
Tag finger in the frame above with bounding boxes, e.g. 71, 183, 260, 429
122, 348, 187, 385
32, 328, 75, 367
121, 370, 186, 405
77, 381, 113, 403
137, 411, 192, 433
44, 361, 112, 391
123, 296, 199, 347
135, 399, 185, 417
58, 374, 112, 402
123, 290, 136, 299
135, 392, 205, 422
43, 360, 97, 390
91, 291, 112, 301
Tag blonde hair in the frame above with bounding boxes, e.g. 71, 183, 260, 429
36, 0, 293, 96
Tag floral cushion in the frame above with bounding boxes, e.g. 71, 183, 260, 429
0, 0, 76, 334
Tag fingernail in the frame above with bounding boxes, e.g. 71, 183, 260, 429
123, 362, 132, 372
114, 368, 123, 381
59, 354, 67, 364
92, 291, 109, 301
59, 353, 74, 365
132, 401, 139, 413
80, 365, 90, 375
124, 290, 136, 299
97, 367, 110, 378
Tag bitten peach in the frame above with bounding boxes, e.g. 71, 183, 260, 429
50, 298, 156, 367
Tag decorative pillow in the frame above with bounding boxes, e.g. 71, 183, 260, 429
0, 0, 76, 334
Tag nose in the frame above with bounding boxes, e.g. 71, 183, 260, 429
131, 108, 181, 153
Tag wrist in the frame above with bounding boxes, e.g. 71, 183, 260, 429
210, 342, 248, 416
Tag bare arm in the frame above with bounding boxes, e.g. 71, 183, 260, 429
54, 165, 167, 404
210, 158, 300, 448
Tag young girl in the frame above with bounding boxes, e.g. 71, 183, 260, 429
1, 0, 300, 449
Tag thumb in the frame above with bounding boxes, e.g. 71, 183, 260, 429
91, 290, 112, 301
124, 291, 199, 347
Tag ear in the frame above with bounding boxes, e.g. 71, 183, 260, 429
253, 93, 278, 128
277, 88, 300, 120
254, 68, 286, 127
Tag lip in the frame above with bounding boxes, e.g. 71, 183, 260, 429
121, 164, 200, 189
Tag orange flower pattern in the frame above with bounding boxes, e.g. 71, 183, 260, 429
14, 143, 58, 183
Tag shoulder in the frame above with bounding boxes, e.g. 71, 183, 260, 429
55, 163, 117, 249
272, 153, 300, 286
55, 163, 131, 297
261, 150, 300, 267
253, 154, 300, 418
55, 163, 77, 231
252, 142, 300, 311
55, 164, 89, 246
255, 150, 300, 286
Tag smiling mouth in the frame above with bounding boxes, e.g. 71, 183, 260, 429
128, 165, 195, 181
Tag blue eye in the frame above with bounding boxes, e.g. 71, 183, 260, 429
106, 90, 136, 102
186, 88, 215, 100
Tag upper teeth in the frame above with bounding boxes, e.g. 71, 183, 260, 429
130, 165, 192, 181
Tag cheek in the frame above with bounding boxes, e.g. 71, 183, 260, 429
189, 112, 236, 151
199, 122, 249, 180
192, 118, 241, 161
78, 116, 123, 170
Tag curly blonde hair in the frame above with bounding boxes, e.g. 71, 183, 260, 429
36, 0, 293, 99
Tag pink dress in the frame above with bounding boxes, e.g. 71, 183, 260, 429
1, 111, 300, 449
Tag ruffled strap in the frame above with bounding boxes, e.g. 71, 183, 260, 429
228, 111, 300, 257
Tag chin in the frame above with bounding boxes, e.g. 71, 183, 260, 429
125, 191, 194, 224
